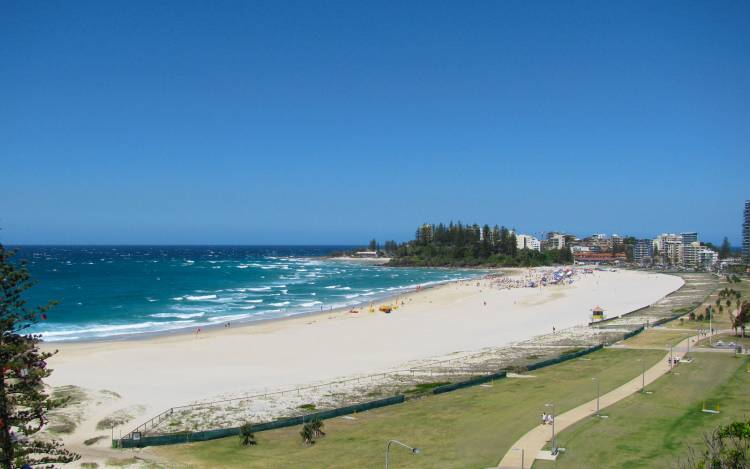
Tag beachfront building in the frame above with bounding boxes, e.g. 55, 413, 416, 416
547, 232, 566, 250
633, 239, 652, 265
682, 242, 701, 268
744, 200, 750, 263
612, 234, 623, 246
516, 234, 541, 251
720, 257, 744, 271
541, 232, 568, 251
699, 247, 718, 268
653, 233, 683, 265
681, 232, 698, 246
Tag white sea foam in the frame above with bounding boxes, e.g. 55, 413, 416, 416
185, 294, 218, 301
300, 301, 323, 307
248, 287, 272, 292
41, 320, 196, 339
151, 312, 205, 319
209, 314, 252, 323
244, 299, 263, 303
269, 301, 290, 307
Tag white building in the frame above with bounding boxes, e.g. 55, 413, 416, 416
548, 233, 566, 249
653, 233, 683, 265
516, 234, 541, 251
699, 247, 718, 268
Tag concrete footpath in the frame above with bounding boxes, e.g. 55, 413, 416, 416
496, 334, 695, 469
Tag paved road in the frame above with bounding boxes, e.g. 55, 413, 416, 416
496, 335, 694, 469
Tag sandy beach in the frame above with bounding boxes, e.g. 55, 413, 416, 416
42, 268, 683, 460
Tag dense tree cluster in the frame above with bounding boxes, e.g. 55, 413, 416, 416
382, 222, 573, 267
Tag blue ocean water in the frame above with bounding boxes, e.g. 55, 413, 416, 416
13, 246, 480, 342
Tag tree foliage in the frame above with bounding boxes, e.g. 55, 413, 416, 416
238, 422, 256, 446
680, 419, 750, 468
299, 418, 325, 446
0, 244, 79, 468
720, 237, 732, 260
387, 222, 573, 267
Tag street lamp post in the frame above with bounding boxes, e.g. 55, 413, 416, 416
545, 403, 556, 455
512, 447, 525, 469
638, 359, 645, 393
385, 440, 421, 469
669, 345, 673, 373
592, 377, 600, 416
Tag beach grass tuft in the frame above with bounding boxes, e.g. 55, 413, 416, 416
83, 435, 108, 446
404, 382, 452, 394
297, 403, 317, 411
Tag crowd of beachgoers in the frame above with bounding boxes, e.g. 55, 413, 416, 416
477, 267, 596, 291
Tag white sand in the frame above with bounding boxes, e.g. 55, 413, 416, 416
43, 269, 682, 455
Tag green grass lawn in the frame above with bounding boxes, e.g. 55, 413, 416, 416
695, 333, 750, 349
147, 349, 664, 469
664, 317, 727, 330
621, 329, 693, 348
533, 353, 750, 469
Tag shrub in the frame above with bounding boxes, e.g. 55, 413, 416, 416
300, 423, 316, 446
239, 423, 257, 446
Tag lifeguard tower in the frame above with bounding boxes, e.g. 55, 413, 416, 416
592, 305, 605, 321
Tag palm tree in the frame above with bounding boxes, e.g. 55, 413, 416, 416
310, 417, 326, 438
239, 422, 257, 446
300, 423, 316, 445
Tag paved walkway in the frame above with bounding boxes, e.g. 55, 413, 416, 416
496, 334, 695, 469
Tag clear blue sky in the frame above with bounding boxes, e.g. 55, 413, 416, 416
2, 1, 748, 245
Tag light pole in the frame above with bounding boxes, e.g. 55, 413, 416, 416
638, 359, 645, 393
512, 447, 525, 469
669, 345, 673, 373
592, 377, 600, 416
545, 403, 556, 455
385, 439, 421, 469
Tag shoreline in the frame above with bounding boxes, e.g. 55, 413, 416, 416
41, 271, 487, 345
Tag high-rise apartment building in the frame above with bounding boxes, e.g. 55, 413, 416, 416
633, 239, 652, 264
